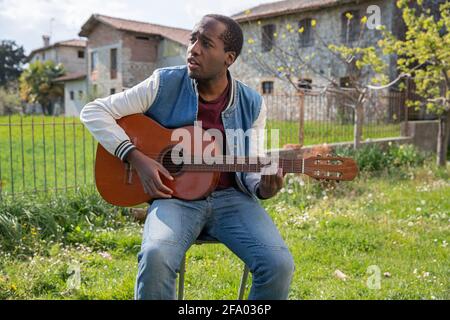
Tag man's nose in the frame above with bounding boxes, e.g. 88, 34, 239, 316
189, 39, 201, 56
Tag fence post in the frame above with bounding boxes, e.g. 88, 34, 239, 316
403, 77, 411, 136
298, 90, 305, 147
353, 90, 365, 149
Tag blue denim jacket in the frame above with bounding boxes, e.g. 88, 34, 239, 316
145, 66, 265, 201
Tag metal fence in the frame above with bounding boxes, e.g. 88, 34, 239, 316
264, 88, 407, 148
0, 116, 97, 198
0, 89, 408, 198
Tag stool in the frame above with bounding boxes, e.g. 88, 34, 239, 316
178, 238, 250, 300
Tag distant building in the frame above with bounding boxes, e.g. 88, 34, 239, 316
27, 37, 87, 115
28, 37, 87, 74
78, 14, 190, 100
53, 72, 87, 117
230, 0, 405, 96
27, 14, 190, 116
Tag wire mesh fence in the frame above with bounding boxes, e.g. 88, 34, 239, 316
265, 88, 406, 148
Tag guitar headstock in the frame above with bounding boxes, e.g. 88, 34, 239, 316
303, 154, 358, 182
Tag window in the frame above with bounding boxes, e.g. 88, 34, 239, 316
70, 91, 74, 100
78, 90, 83, 99
136, 36, 150, 40
298, 78, 312, 90
298, 18, 314, 47
110, 48, 117, 79
42, 52, 46, 60
262, 81, 274, 94
340, 76, 352, 88
110, 88, 116, 95
262, 24, 276, 52
78, 50, 85, 59
341, 10, 360, 43
90, 51, 98, 72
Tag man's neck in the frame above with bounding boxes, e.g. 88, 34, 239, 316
197, 70, 229, 102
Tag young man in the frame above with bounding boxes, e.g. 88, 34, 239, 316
80, 14, 294, 300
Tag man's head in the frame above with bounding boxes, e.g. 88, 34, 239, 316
187, 14, 243, 80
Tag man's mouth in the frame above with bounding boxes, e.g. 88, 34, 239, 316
187, 57, 200, 70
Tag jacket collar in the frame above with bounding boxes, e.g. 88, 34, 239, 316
190, 68, 237, 113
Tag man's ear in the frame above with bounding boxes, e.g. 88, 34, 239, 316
225, 51, 236, 67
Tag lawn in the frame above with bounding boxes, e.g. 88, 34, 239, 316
0, 161, 448, 300
0, 115, 401, 195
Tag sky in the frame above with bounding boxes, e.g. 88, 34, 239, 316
0, 0, 276, 55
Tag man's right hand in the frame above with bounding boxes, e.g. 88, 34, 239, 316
125, 149, 174, 199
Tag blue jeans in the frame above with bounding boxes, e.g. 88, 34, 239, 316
134, 187, 295, 300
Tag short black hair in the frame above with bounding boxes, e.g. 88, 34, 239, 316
204, 14, 244, 59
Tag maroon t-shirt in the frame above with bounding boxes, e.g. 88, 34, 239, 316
197, 82, 237, 190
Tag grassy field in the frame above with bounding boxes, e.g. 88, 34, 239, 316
0, 115, 401, 195
0, 160, 448, 300
266, 120, 401, 147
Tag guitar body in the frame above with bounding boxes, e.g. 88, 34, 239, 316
95, 114, 220, 207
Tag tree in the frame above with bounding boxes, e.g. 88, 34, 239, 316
242, 11, 388, 148
381, 0, 450, 167
0, 40, 27, 87
19, 60, 65, 115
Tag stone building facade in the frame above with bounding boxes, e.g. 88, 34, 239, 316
229, 0, 412, 125
27, 38, 88, 114
78, 14, 190, 99
28, 37, 87, 74
231, 0, 405, 96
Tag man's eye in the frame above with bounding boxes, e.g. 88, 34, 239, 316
202, 40, 209, 47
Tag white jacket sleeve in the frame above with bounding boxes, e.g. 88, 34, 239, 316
79, 70, 160, 162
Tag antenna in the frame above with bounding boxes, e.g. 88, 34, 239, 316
50, 18, 55, 40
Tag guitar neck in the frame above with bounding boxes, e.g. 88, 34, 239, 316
181, 156, 305, 173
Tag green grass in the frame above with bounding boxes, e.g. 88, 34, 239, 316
0, 115, 401, 195
0, 162, 448, 300
266, 120, 401, 148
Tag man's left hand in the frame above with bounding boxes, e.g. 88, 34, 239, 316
257, 167, 286, 199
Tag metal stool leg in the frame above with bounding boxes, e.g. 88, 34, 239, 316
178, 254, 186, 300
238, 265, 250, 300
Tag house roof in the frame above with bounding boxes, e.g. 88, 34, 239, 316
232, 0, 361, 22
28, 39, 87, 60
53, 72, 87, 82
79, 14, 191, 46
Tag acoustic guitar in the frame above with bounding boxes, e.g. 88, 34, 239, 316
95, 114, 358, 206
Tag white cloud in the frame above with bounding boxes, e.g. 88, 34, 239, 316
0, 0, 274, 54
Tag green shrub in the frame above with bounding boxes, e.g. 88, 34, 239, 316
335, 143, 427, 173
0, 187, 131, 254
0, 87, 21, 115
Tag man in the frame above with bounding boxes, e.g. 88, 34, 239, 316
80, 14, 294, 300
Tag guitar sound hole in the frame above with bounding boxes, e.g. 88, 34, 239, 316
161, 148, 184, 175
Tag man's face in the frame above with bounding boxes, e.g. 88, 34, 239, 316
186, 17, 235, 80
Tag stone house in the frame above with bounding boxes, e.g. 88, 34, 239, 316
231, 0, 405, 95
27, 37, 87, 115
78, 14, 190, 101
230, 0, 444, 122
28, 37, 87, 74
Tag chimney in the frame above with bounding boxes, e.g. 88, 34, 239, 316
42, 35, 50, 47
